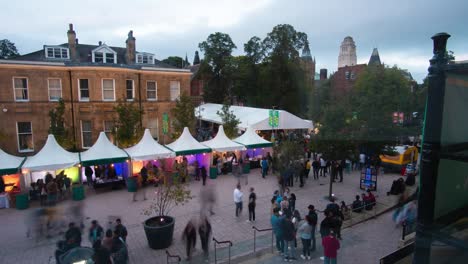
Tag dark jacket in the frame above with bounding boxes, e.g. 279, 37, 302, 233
282, 218, 296, 241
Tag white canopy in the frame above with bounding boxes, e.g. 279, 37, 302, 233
22, 134, 80, 171
125, 129, 175, 161
233, 126, 273, 149
195, 103, 313, 130
165, 127, 211, 155
201, 125, 246, 152
0, 148, 26, 175
80, 132, 129, 166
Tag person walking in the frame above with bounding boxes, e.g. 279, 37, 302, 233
85, 166, 94, 186
312, 159, 320, 180
200, 166, 207, 186
114, 219, 128, 242
320, 157, 327, 177
198, 216, 212, 257
182, 219, 197, 261
261, 157, 268, 178
233, 184, 243, 217
271, 207, 285, 255
298, 215, 313, 260
307, 205, 318, 251
248, 187, 256, 222
322, 230, 340, 264
89, 220, 104, 245
305, 159, 311, 179
282, 214, 297, 261
339, 159, 345, 182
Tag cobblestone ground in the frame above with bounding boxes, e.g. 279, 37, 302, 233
0, 168, 410, 264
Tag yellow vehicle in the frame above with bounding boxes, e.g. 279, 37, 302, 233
380, 145, 419, 171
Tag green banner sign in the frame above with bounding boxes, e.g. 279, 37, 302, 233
269, 110, 279, 128
162, 113, 169, 134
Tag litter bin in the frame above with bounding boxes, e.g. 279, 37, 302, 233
243, 162, 250, 174
346, 162, 351, 174
209, 167, 218, 179
72, 185, 85, 201
127, 177, 137, 192
15, 193, 29, 210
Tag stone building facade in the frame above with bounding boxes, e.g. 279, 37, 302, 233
338, 36, 357, 68
0, 24, 191, 155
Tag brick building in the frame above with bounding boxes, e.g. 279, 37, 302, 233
0, 24, 191, 155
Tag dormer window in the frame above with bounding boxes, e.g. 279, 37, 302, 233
45, 46, 69, 59
136, 53, 154, 64
92, 44, 117, 64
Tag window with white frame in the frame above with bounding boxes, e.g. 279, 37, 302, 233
92, 48, 116, 64
136, 53, 154, 64
102, 79, 115, 101
147, 81, 157, 100
79, 79, 90, 101
104, 121, 115, 143
94, 52, 104, 63
13, 77, 28, 101
45, 47, 69, 59
170, 81, 180, 101
17, 122, 33, 152
48, 78, 62, 101
126, 80, 134, 101
148, 118, 159, 140
81, 120, 92, 148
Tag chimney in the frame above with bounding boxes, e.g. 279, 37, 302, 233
67, 24, 77, 61
126, 30, 136, 64
320, 69, 328, 80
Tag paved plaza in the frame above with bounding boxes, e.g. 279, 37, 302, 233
0, 168, 411, 264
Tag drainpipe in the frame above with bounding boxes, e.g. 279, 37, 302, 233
138, 72, 143, 128
68, 70, 77, 150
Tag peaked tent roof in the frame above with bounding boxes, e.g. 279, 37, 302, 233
0, 148, 26, 175
165, 127, 211, 155
22, 134, 80, 171
125, 129, 175, 161
233, 126, 273, 149
201, 125, 246, 152
195, 103, 313, 131
80, 132, 129, 166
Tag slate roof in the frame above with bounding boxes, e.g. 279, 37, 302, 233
9, 43, 178, 70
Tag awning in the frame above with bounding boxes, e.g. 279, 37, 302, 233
165, 127, 211, 155
125, 129, 176, 161
80, 132, 129, 166
233, 126, 273, 149
0, 148, 26, 175
202, 125, 246, 152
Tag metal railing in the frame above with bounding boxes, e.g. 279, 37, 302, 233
213, 237, 233, 264
252, 226, 274, 253
401, 220, 416, 240
165, 250, 181, 264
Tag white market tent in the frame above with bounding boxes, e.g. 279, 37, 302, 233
195, 103, 313, 130
165, 127, 211, 155
80, 132, 129, 166
125, 129, 175, 161
22, 134, 80, 172
0, 148, 26, 175
233, 126, 273, 149
201, 125, 246, 152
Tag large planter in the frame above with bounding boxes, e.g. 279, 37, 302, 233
143, 215, 175, 249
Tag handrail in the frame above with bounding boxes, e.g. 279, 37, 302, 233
165, 250, 181, 264
252, 226, 274, 253
213, 237, 233, 264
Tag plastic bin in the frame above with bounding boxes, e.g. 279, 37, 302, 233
15, 193, 29, 210
209, 167, 218, 179
126, 177, 137, 192
72, 185, 85, 201
243, 163, 251, 174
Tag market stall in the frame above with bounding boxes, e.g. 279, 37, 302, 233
79, 132, 130, 189
165, 127, 211, 181
0, 148, 26, 208
233, 126, 273, 171
202, 125, 246, 177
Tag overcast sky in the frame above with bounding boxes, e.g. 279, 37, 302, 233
2, 0, 467, 82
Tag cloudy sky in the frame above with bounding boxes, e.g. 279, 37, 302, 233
2, 0, 467, 82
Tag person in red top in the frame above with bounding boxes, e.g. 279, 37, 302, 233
322, 230, 340, 264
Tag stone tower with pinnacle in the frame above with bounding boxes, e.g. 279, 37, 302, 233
338, 36, 357, 68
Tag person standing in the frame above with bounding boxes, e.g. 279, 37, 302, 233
359, 153, 366, 170
320, 157, 327, 177
307, 205, 318, 251
305, 159, 311, 179
322, 230, 340, 264
298, 215, 313, 260
182, 219, 197, 261
282, 214, 297, 261
312, 159, 320, 180
248, 187, 256, 222
200, 166, 207, 186
89, 220, 104, 245
271, 208, 285, 255
114, 219, 128, 242
85, 166, 94, 186
233, 184, 243, 217
261, 157, 268, 178
193, 159, 200, 181
198, 216, 212, 257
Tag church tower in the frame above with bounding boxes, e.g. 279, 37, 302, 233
368, 48, 381, 66
301, 42, 316, 83
338, 36, 357, 68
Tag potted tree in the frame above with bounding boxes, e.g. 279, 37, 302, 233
142, 160, 192, 249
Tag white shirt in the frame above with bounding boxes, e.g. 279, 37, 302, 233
233, 188, 243, 203
359, 154, 366, 163
320, 158, 326, 167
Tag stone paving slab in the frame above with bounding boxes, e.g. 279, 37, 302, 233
0, 168, 410, 264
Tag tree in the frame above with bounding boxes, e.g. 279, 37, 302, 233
216, 100, 240, 138
49, 98, 74, 149
113, 100, 144, 147
170, 92, 196, 138
0, 39, 19, 59
162, 56, 190, 68
199, 32, 237, 103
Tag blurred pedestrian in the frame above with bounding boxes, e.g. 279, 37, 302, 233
282, 214, 296, 261
307, 205, 318, 251
298, 215, 313, 260
200, 166, 207, 186
322, 230, 340, 264
198, 216, 212, 256
182, 219, 197, 260
248, 187, 256, 222
114, 219, 128, 242
271, 207, 285, 255
89, 220, 104, 245
102, 229, 113, 251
